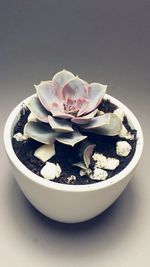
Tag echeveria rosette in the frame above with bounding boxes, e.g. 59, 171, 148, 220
25, 70, 122, 146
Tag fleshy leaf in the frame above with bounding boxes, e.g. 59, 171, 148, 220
52, 69, 75, 88
24, 121, 55, 144
78, 140, 92, 158
62, 77, 88, 100
55, 129, 87, 146
65, 97, 78, 114
27, 96, 49, 123
82, 113, 110, 129
65, 97, 88, 115
71, 109, 98, 125
72, 162, 87, 169
34, 143, 55, 162
35, 81, 62, 112
48, 115, 73, 133
50, 103, 74, 119
82, 113, 122, 136
27, 113, 38, 123
76, 97, 89, 116
82, 83, 107, 115
83, 144, 96, 168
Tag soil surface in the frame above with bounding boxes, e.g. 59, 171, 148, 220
12, 100, 137, 185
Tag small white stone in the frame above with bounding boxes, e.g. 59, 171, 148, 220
105, 157, 120, 170
92, 153, 119, 170
34, 144, 55, 162
92, 153, 107, 168
119, 125, 134, 140
41, 162, 61, 180
13, 132, 28, 141
80, 169, 86, 176
97, 110, 105, 116
27, 113, 38, 122
66, 175, 76, 184
13, 132, 23, 141
80, 168, 92, 177
116, 141, 132, 157
90, 168, 108, 181
113, 108, 125, 122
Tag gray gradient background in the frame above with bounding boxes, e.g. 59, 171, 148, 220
0, 1, 149, 266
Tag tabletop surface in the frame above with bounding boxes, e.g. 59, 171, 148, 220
0, 1, 149, 266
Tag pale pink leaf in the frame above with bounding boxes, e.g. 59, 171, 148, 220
82, 113, 122, 136
62, 77, 88, 100
48, 115, 73, 133
71, 109, 98, 125
50, 103, 74, 119
34, 81, 60, 112
83, 144, 96, 168
76, 97, 89, 116
52, 69, 75, 88
27, 96, 49, 123
83, 83, 107, 115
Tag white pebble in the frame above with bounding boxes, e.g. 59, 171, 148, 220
92, 153, 107, 168
34, 144, 55, 162
66, 175, 76, 184
113, 108, 125, 122
116, 141, 132, 157
41, 162, 61, 180
80, 168, 92, 177
13, 132, 28, 141
97, 110, 105, 116
105, 157, 119, 170
90, 168, 108, 181
92, 153, 119, 170
119, 125, 133, 140
80, 169, 86, 177
28, 113, 38, 122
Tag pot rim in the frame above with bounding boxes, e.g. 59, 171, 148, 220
4, 93, 144, 193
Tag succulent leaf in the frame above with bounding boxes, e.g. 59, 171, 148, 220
35, 81, 61, 112
65, 97, 89, 115
95, 113, 122, 136
62, 77, 88, 100
50, 103, 74, 119
48, 115, 73, 133
83, 144, 96, 168
27, 96, 50, 123
82, 113, 110, 129
55, 129, 87, 146
24, 121, 55, 144
82, 113, 122, 136
34, 144, 55, 162
83, 83, 107, 115
52, 69, 75, 88
71, 109, 98, 124
27, 112, 38, 123
73, 162, 87, 169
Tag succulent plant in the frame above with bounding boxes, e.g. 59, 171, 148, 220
24, 70, 122, 148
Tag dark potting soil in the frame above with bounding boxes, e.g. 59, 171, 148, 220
12, 99, 137, 185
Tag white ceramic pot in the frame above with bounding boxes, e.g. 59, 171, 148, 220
4, 94, 143, 223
